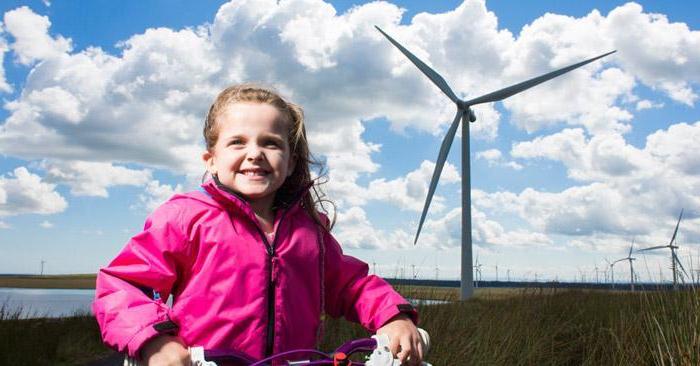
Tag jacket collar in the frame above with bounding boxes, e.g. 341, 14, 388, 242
200, 175, 310, 221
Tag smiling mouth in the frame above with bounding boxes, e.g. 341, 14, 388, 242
239, 169, 270, 177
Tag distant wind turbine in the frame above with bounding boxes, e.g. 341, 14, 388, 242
375, 26, 615, 299
605, 258, 616, 289
473, 256, 483, 287
614, 241, 636, 291
637, 209, 688, 289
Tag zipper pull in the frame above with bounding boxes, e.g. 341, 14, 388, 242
271, 257, 279, 284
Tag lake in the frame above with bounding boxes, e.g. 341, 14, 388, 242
0, 287, 449, 319
0, 288, 95, 318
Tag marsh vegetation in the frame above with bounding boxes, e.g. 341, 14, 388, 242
2, 286, 699, 365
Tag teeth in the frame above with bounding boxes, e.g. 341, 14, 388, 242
242, 170, 266, 176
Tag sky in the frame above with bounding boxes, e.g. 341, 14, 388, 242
1, 0, 699, 284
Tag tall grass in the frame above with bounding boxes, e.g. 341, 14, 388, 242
3, 288, 700, 365
320, 287, 700, 365
0, 303, 112, 366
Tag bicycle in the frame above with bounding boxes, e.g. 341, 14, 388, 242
125, 328, 432, 365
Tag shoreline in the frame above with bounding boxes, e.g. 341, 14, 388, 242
0, 274, 96, 289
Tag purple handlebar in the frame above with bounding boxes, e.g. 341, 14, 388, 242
202, 337, 378, 365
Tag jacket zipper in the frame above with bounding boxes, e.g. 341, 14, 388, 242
252, 208, 290, 357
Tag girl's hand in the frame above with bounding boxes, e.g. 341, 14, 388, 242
140, 335, 191, 366
376, 313, 423, 365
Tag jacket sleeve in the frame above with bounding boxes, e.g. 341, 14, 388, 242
92, 202, 189, 358
321, 224, 418, 332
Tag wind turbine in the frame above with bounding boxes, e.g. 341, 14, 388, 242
473, 256, 483, 287
613, 241, 636, 291
375, 26, 615, 299
605, 258, 616, 289
637, 209, 688, 289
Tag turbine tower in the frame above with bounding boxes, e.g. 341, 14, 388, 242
637, 209, 688, 289
614, 241, 636, 291
376, 26, 615, 299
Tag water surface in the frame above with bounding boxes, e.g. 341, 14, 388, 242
0, 287, 95, 318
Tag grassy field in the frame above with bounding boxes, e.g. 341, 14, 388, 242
2, 286, 700, 365
0, 274, 96, 289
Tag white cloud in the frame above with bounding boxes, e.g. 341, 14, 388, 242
485, 121, 700, 246
3, 6, 71, 65
604, 3, 700, 106
367, 160, 459, 212
333, 206, 383, 249
477, 149, 501, 161
635, 99, 663, 111
0, 167, 67, 217
0, 29, 12, 93
0, 0, 699, 271
135, 180, 184, 212
39, 220, 53, 228
476, 148, 522, 170
42, 160, 152, 197
421, 206, 553, 249
0, 220, 9, 229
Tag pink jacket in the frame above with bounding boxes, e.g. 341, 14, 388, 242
93, 179, 416, 360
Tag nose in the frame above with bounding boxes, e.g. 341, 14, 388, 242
246, 144, 264, 161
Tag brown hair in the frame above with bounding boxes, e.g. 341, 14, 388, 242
203, 83, 335, 230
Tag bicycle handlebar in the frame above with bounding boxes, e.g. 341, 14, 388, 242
125, 328, 431, 365
185, 328, 432, 366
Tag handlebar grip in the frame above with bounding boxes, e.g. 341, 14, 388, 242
417, 327, 430, 355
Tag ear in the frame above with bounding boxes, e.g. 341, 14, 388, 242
202, 150, 217, 175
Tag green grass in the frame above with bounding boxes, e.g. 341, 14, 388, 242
3, 287, 700, 365
0, 304, 113, 366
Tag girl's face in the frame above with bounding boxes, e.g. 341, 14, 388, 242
203, 102, 294, 209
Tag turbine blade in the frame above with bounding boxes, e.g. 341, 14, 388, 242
628, 242, 634, 257
637, 245, 668, 252
669, 208, 684, 246
375, 26, 460, 104
464, 50, 616, 106
414, 109, 464, 244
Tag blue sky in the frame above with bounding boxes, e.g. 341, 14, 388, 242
1, 0, 699, 283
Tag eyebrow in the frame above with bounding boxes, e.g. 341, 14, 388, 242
223, 133, 285, 142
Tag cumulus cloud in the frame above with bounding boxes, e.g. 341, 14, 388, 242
0, 220, 9, 229
333, 206, 383, 249
0, 0, 699, 272
40, 220, 53, 228
367, 160, 459, 212
3, 6, 71, 65
635, 99, 663, 111
0, 167, 67, 217
135, 180, 184, 212
605, 3, 700, 106
41, 160, 152, 197
0, 29, 12, 93
476, 148, 522, 170
481, 121, 700, 249
404, 205, 553, 250
2, 0, 697, 210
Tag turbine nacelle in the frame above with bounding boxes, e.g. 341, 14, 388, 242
468, 107, 476, 122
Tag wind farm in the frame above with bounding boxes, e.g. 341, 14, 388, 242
1, 1, 699, 365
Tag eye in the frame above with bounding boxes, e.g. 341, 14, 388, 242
228, 138, 243, 146
264, 139, 281, 148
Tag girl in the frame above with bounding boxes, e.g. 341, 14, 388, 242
93, 84, 423, 365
